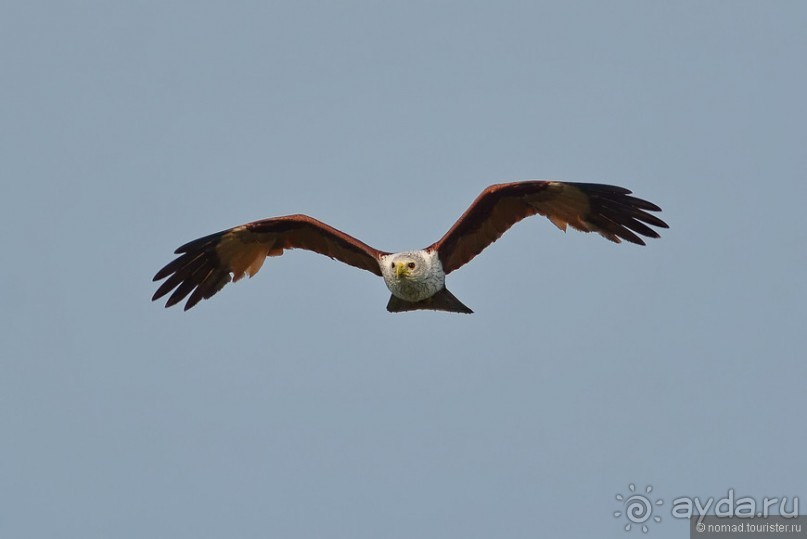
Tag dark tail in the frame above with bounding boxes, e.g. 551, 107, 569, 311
386, 287, 473, 314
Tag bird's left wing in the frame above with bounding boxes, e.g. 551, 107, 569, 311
430, 181, 669, 274
153, 214, 386, 310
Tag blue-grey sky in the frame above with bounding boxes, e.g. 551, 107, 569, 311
2, 2, 805, 538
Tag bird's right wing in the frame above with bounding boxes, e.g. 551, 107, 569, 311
152, 214, 386, 310
430, 181, 668, 274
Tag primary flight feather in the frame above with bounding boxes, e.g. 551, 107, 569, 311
152, 180, 668, 313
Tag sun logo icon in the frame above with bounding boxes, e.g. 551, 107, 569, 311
613, 483, 663, 533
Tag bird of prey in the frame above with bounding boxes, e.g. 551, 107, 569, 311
152, 180, 668, 314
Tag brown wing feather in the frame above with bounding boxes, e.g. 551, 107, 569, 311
153, 214, 386, 310
430, 181, 669, 274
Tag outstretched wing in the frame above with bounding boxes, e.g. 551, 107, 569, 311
430, 181, 668, 274
153, 214, 386, 310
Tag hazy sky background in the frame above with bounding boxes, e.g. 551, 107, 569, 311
2, 2, 805, 538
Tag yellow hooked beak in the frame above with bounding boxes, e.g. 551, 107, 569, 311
394, 262, 410, 278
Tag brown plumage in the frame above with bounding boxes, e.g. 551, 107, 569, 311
430, 181, 668, 273
152, 180, 668, 312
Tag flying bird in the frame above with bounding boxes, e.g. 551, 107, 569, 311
153, 180, 668, 314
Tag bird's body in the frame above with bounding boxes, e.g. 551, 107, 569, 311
378, 250, 472, 313
153, 180, 668, 313
379, 250, 444, 303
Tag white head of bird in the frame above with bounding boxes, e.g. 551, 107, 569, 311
379, 250, 445, 302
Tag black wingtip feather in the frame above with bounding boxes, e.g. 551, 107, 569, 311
175, 231, 226, 254
153, 231, 232, 310
164, 278, 199, 308
582, 185, 668, 245
182, 271, 230, 311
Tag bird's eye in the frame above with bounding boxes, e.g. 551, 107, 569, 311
391, 262, 395, 268
408, 262, 416, 269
